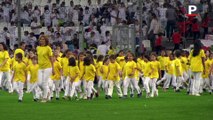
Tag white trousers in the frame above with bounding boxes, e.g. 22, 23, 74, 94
69, 81, 81, 98
149, 78, 158, 97
172, 75, 177, 88
60, 76, 68, 90
0, 71, 13, 92
176, 76, 184, 90
26, 74, 31, 92
106, 80, 123, 97
130, 79, 139, 95
163, 74, 175, 89
191, 72, 202, 95
13, 81, 24, 100
49, 80, 60, 98
103, 80, 108, 95
97, 76, 104, 89
54, 80, 61, 98
28, 82, 40, 99
183, 72, 189, 82
123, 77, 141, 95
210, 75, 213, 90
38, 68, 52, 99
85, 81, 94, 98
143, 77, 150, 93
64, 77, 70, 97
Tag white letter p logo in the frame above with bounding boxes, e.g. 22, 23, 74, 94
188, 5, 197, 14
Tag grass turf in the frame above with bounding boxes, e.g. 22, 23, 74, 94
0, 89, 213, 120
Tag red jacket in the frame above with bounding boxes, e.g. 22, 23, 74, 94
172, 32, 181, 44
178, 22, 188, 34
202, 17, 210, 28
192, 23, 200, 32
155, 36, 162, 46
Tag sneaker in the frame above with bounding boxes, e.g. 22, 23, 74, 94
83, 96, 87, 100
137, 93, 142, 98
130, 94, 134, 98
108, 95, 112, 99
87, 97, 92, 100
150, 94, 154, 98
9, 90, 13, 94
41, 99, 47, 103
91, 93, 94, 99
95, 92, 99, 98
18, 100, 22, 103
146, 93, 150, 98
123, 95, 128, 99
187, 91, 190, 95
33, 99, 38, 102
56, 98, 60, 100
195, 94, 200, 96
119, 96, 123, 99
105, 95, 109, 99
175, 89, 180, 92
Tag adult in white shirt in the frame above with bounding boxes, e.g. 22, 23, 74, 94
72, 6, 79, 26
30, 17, 42, 39
11, 9, 17, 23
59, 2, 67, 22
47, 0, 52, 11
67, 1, 74, 23
28, 32, 37, 48
45, 27, 55, 44
22, 31, 30, 43
54, 32, 63, 44
148, 13, 160, 48
83, 7, 91, 26
43, 7, 51, 27
158, 4, 167, 29
110, 6, 118, 26
32, 6, 41, 23
142, 21, 148, 39
2, 3, 11, 23
118, 3, 126, 22
103, 31, 111, 47
20, 6, 31, 26
8, 22, 16, 36
51, 9, 59, 27
97, 42, 109, 56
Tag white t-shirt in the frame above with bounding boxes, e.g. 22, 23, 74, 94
8, 26, 16, 36
59, 7, 67, 19
3, 6, 10, 16
72, 10, 79, 22
110, 10, 117, 25
21, 11, 30, 21
11, 13, 17, 22
43, 10, 51, 22
67, 6, 74, 19
22, 35, 29, 43
118, 7, 126, 21
33, 10, 41, 22
83, 10, 91, 24
28, 36, 37, 46
97, 44, 109, 56
158, 8, 167, 19
31, 22, 41, 35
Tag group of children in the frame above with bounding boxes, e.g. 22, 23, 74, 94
0, 41, 213, 102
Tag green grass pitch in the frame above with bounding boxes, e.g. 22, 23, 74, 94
0, 89, 213, 120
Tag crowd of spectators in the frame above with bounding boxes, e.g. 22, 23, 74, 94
0, 0, 212, 55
